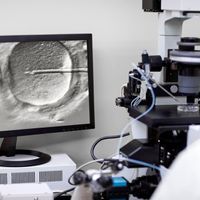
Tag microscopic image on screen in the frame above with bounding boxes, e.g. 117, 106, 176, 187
0, 39, 90, 131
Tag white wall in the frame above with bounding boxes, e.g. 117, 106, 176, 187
0, 0, 160, 166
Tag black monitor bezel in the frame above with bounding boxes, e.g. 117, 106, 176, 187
0, 33, 95, 138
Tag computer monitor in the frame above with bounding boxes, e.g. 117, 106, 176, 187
0, 34, 94, 167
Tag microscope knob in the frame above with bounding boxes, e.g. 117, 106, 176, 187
149, 55, 163, 72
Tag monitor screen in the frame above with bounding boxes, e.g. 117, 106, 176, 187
0, 34, 94, 138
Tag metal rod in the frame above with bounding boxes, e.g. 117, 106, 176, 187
149, 77, 180, 103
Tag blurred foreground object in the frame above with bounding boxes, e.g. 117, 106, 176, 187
151, 138, 200, 200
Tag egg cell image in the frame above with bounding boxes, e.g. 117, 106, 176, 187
0, 39, 90, 132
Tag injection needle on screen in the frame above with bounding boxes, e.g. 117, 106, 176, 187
24, 68, 88, 75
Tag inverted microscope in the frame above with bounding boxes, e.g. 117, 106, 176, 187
71, 1, 200, 199
115, 0, 200, 198
117, 0, 200, 168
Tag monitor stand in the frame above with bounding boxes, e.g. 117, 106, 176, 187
0, 137, 51, 167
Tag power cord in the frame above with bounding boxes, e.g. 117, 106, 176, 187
54, 187, 75, 199
90, 132, 130, 162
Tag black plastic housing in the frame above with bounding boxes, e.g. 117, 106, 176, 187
142, 0, 162, 12
120, 139, 159, 167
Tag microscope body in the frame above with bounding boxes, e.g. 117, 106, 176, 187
72, 1, 200, 200
116, 0, 200, 167
116, 1, 200, 198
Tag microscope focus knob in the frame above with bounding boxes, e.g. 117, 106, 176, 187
149, 55, 163, 72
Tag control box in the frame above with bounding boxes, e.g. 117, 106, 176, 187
0, 183, 53, 200
0, 154, 76, 192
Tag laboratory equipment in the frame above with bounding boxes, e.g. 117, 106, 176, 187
70, 158, 160, 200
116, 0, 200, 167
0, 154, 76, 192
52, 0, 200, 199
0, 183, 53, 200
115, 0, 200, 198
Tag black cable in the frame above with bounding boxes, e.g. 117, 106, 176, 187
66, 133, 131, 191
90, 132, 130, 162
68, 169, 86, 186
54, 187, 75, 199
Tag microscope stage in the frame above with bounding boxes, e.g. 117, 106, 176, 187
128, 105, 200, 128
